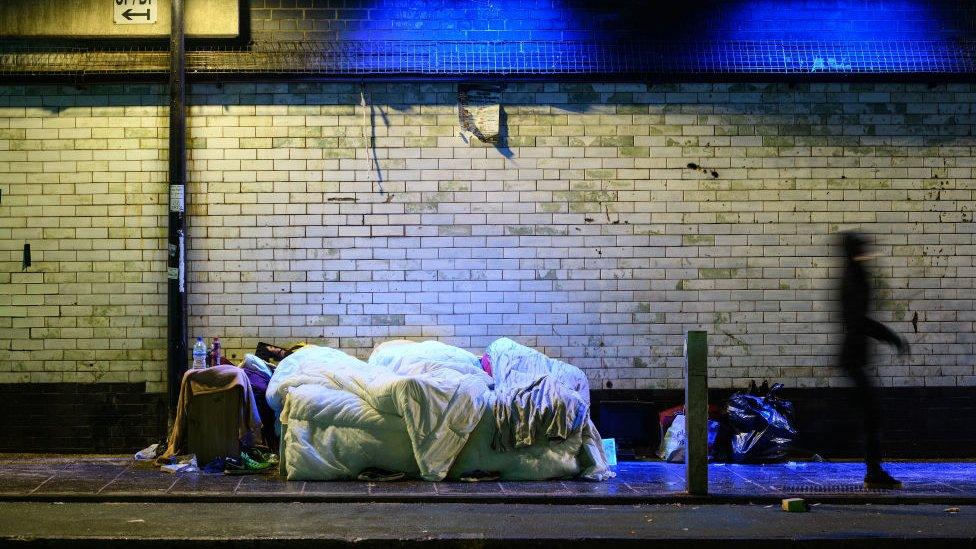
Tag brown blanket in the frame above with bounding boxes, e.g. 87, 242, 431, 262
161, 365, 263, 459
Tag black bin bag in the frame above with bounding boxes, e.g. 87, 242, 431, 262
726, 383, 797, 463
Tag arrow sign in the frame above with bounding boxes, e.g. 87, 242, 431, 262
122, 8, 151, 20
114, 0, 157, 25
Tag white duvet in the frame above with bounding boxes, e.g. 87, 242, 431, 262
267, 338, 613, 481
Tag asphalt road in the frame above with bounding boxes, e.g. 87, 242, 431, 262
1, 501, 975, 547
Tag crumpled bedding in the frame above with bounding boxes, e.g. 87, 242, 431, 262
492, 375, 587, 452
486, 338, 610, 479
267, 338, 614, 481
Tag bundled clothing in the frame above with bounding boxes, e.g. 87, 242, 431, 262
242, 367, 278, 453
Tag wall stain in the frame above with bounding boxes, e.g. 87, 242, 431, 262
686, 162, 719, 178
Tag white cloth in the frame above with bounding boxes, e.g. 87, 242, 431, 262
241, 354, 274, 378
269, 343, 489, 480
485, 338, 613, 480
486, 338, 591, 404
269, 339, 614, 481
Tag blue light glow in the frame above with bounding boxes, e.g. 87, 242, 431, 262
344, 0, 585, 43
298, 0, 969, 75
716, 0, 945, 42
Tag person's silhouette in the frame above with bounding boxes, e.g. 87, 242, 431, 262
839, 231, 909, 489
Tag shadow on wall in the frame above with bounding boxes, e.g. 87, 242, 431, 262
494, 106, 512, 159
363, 83, 389, 195
17, 79, 976, 143
16, 80, 974, 146
457, 106, 512, 159
358, 82, 515, 186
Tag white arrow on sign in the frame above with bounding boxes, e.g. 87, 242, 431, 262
114, 0, 157, 25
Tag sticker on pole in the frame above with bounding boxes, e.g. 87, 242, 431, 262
169, 184, 184, 213
114, 0, 157, 25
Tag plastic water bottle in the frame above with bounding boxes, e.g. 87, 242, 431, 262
192, 337, 207, 370
211, 337, 221, 367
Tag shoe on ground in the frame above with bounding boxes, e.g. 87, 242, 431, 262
357, 467, 406, 482
864, 469, 903, 490
224, 452, 274, 475
242, 446, 278, 467
459, 470, 501, 482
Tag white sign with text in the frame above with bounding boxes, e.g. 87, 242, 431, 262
114, 0, 157, 25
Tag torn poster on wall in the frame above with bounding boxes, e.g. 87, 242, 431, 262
458, 84, 503, 144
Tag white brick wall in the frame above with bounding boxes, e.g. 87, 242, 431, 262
2, 82, 975, 392
0, 84, 169, 391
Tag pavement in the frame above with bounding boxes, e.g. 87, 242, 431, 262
1, 501, 975, 548
2, 456, 976, 504
3, 456, 976, 546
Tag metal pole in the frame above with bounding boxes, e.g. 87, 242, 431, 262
684, 330, 708, 495
167, 0, 188, 418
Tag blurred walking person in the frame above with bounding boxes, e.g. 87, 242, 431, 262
838, 231, 910, 489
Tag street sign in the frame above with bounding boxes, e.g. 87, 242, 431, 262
114, 0, 157, 25
0, 0, 238, 38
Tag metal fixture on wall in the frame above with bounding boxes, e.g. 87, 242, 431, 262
5, 40, 976, 82
167, 0, 188, 417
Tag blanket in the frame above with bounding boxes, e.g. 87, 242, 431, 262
162, 365, 263, 459
268, 341, 490, 480
485, 338, 612, 480
267, 338, 614, 481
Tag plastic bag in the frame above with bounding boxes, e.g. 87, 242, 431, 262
160, 455, 198, 474
658, 404, 724, 442
657, 413, 722, 463
658, 414, 687, 462
726, 383, 797, 463
134, 443, 161, 461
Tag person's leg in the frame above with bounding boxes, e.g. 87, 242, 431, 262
847, 363, 902, 488
847, 365, 882, 471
